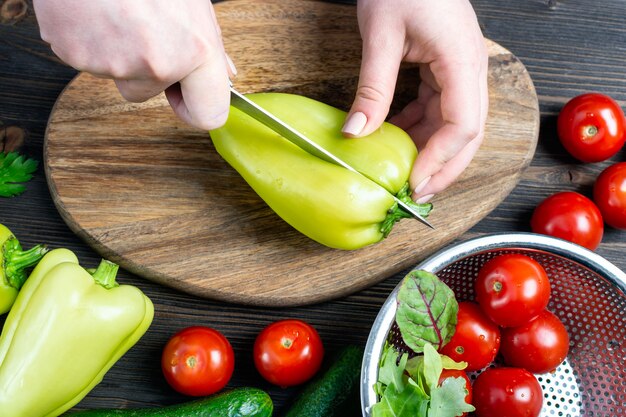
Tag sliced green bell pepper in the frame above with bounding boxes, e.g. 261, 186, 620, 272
210, 93, 432, 250
0, 249, 154, 417
0, 223, 48, 314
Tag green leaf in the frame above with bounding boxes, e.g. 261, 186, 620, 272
378, 344, 408, 393
405, 356, 426, 390
372, 378, 430, 417
0, 152, 39, 197
422, 343, 443, 393
428, 377, 475, 417
440, 355, 468, 371
395, 270, 458, 353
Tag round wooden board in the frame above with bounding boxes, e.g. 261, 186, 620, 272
44, 0, 539, 306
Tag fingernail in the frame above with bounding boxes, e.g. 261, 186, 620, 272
225, 53, 237, 77
341, 112, 367, 136
415, 194, 434, 204
413, 176, 431, 195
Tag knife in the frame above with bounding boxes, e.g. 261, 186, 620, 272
229, 86, 434, 229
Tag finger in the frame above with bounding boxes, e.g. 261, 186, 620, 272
342, 27, 404, 138
413, 41, 488, 195
388, 99, 425, 131
389, 81, 437, 132
412, 134, 484, 203
164, 82, 183, 113
418, 63, 441, 92
415, 59, 488, 199
115, 78, 170, 103
167, 60, 231, 131
165, 2, 232, 131
409, 57, 484, 199
404, 95, 444, 151
412, 49, 489, 202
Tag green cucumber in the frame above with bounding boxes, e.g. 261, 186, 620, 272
68, 387, 273, 417
283, 345, 364, 417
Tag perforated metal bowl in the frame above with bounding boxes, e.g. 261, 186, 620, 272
361, 233, 626, 417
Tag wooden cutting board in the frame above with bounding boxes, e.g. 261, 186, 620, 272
44, 0, 539, 306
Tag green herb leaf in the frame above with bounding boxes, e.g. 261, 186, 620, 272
405, 348, 468, 396
395, 270, 458, 353
378, 343, 409, 393
404, 344, 443, 397
372, 378, 430, 417
440, 355, 467, 371
0, 152, 38, 197
428, 377, 476, 417
405, 356, 427, 392
423, 343, 443, 393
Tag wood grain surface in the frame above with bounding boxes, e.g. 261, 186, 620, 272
2, 0, 626, 414
44, 0, 539, 306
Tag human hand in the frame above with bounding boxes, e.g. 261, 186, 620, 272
33, 0, 235, 131
343, 0, 488, 203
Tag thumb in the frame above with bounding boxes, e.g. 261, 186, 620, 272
165, 59, 230, 131
342, 33, 403, 138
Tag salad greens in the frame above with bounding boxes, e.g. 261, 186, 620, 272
371, 270, 473, 417
371, 344, 474, 417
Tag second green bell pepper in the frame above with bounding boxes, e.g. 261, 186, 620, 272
0, 223, 48, 314
210, 93, 432, 250
0, 248, 154, 417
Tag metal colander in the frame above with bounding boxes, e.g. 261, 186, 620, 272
361, 233, 626, 417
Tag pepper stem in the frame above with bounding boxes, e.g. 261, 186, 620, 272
380, 182, 433, 238
91, 259, 120, 289
3, 237, 48, 289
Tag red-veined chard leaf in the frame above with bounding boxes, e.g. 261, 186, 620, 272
395, 270, 458, 353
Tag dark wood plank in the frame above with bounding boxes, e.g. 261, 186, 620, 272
0, 0, 624, 415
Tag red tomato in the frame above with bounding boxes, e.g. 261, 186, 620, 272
473, 367, 543, 417
594, 162, 626, 230
557, 92, 626, 162
253, 319, 324, 387
161, 326, 234, 396
500, 310, 570, 374
439, 302, 500, 372
530, 191, 604, 250
475, 254, 551, 328
439, 369, 472, 415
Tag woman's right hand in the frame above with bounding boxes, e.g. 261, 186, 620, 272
33, 0, 236, 130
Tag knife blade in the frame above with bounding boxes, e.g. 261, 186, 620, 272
229, 87, 434, 229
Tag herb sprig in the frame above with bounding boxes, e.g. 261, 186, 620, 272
0, 152, 39, 197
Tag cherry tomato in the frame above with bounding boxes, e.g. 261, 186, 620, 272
475, 254, 551, 328
253, 319, 324, 387
557, 92, 626, 162
439, 369, 472, 415
161, 326, 234, 396
593, 162, 626, 230
439, 302, 500, 372
500, 310, 570, 374
530, 191, 604, 250
473, 367, 543, 417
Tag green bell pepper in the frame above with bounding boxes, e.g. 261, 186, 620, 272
0, 223, 48, 314
210, 93, 432, 250
0, 248, 154, 417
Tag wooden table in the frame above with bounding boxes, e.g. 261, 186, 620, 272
1, 0, 624, 414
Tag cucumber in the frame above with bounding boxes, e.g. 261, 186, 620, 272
68, 387, 273, 417
283, 345, 364, 417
